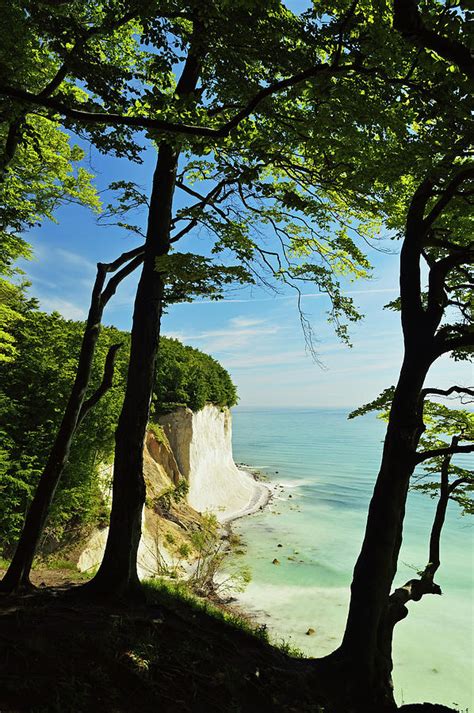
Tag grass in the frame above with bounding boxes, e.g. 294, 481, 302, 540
142, 577, 304, 657
40, 557, 79, 571
147, 421, 169, 446
143, 577, 270, 640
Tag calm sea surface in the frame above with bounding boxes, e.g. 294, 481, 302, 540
230, 407, 473, 711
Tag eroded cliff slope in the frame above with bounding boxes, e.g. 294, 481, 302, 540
78, 405, 268, 577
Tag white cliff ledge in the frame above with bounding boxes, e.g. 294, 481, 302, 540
159, 404, 269, 523
78, 404, 269, 578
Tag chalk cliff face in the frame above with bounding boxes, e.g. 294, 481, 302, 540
78, 404, 268, 577
159, 405, 268, 523
78, 431, 200, 578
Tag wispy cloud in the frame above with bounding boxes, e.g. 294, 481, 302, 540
55, 248, 96, 273
183, 295, 285, 305
302, 287, 398, 299
164, 317, 280, 353
229, 316, 266, 328
184, 286, 398, 307
38, 296, 86, 320
225, 350, 306, 369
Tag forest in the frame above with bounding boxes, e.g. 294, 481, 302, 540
0, 1, 472, 712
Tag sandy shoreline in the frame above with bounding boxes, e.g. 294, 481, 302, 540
219, 467, 273, 524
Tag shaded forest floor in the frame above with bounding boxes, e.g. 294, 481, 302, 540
0, 568, 460, 713
0, 570, 321, 713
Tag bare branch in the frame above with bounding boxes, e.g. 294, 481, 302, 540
76, 343, 122, 426
386, 436, 461, 629
171, 179, 232, 242
101, 244, 145, 273
421, 385, 474, 402
415, 442, 474, 464
100, 253, 144, 305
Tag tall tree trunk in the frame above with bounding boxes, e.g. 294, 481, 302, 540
0, 251, 140, 594
81, 24, 202, 599
321, 181, 442, 710
331, 352, 432, 710
82, 146, 177, 597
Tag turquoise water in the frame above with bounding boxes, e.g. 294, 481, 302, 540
230, 408, 473, 711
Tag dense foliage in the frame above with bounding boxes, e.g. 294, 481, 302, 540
153, 337, 237, 414
0, 303, 237, 553
0, 2, 99, 363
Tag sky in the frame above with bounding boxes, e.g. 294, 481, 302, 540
19, 134, 472, 411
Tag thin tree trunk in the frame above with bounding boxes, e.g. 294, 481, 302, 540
331, 353, 431, 710
375, 446, 463, 698
0, 250, 142, 593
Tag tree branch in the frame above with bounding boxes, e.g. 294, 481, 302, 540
101, 244, 145, 273
426, 245, 473, 327
415, 442, 474, 464
171, 179, 232, 242
433, 327, 474, 357
393, 0, 474, 80
421, 385, 474, 402
76, 343, 122, 426
423, 167, 474, 229
38, 8, 141, 98
100, 253, 144, 306
386, 437, 460, 630
0, 63, 354, 139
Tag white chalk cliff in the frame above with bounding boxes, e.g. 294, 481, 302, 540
159, 405, 268, 523
78, 404, 268, 577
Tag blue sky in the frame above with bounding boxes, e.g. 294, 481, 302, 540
20, 134, 471, 409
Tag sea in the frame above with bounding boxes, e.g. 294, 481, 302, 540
229, 407, 473, 711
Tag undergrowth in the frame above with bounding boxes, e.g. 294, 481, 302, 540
142, 577, 304, 658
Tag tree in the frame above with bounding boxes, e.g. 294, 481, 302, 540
0, 248, 143, 592
1, 1, 472, 708
0, 0, 102, 368
0, 1, 384, 597
0, 310, 130, 553
344, 389, 473, 710
326, 96, 473, 713
386, 399, 473, 630
321, 2, 473, 706
78, 2, 397, 598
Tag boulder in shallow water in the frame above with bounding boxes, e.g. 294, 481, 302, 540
272, 558, 280, 565
305, 628, 316, 636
